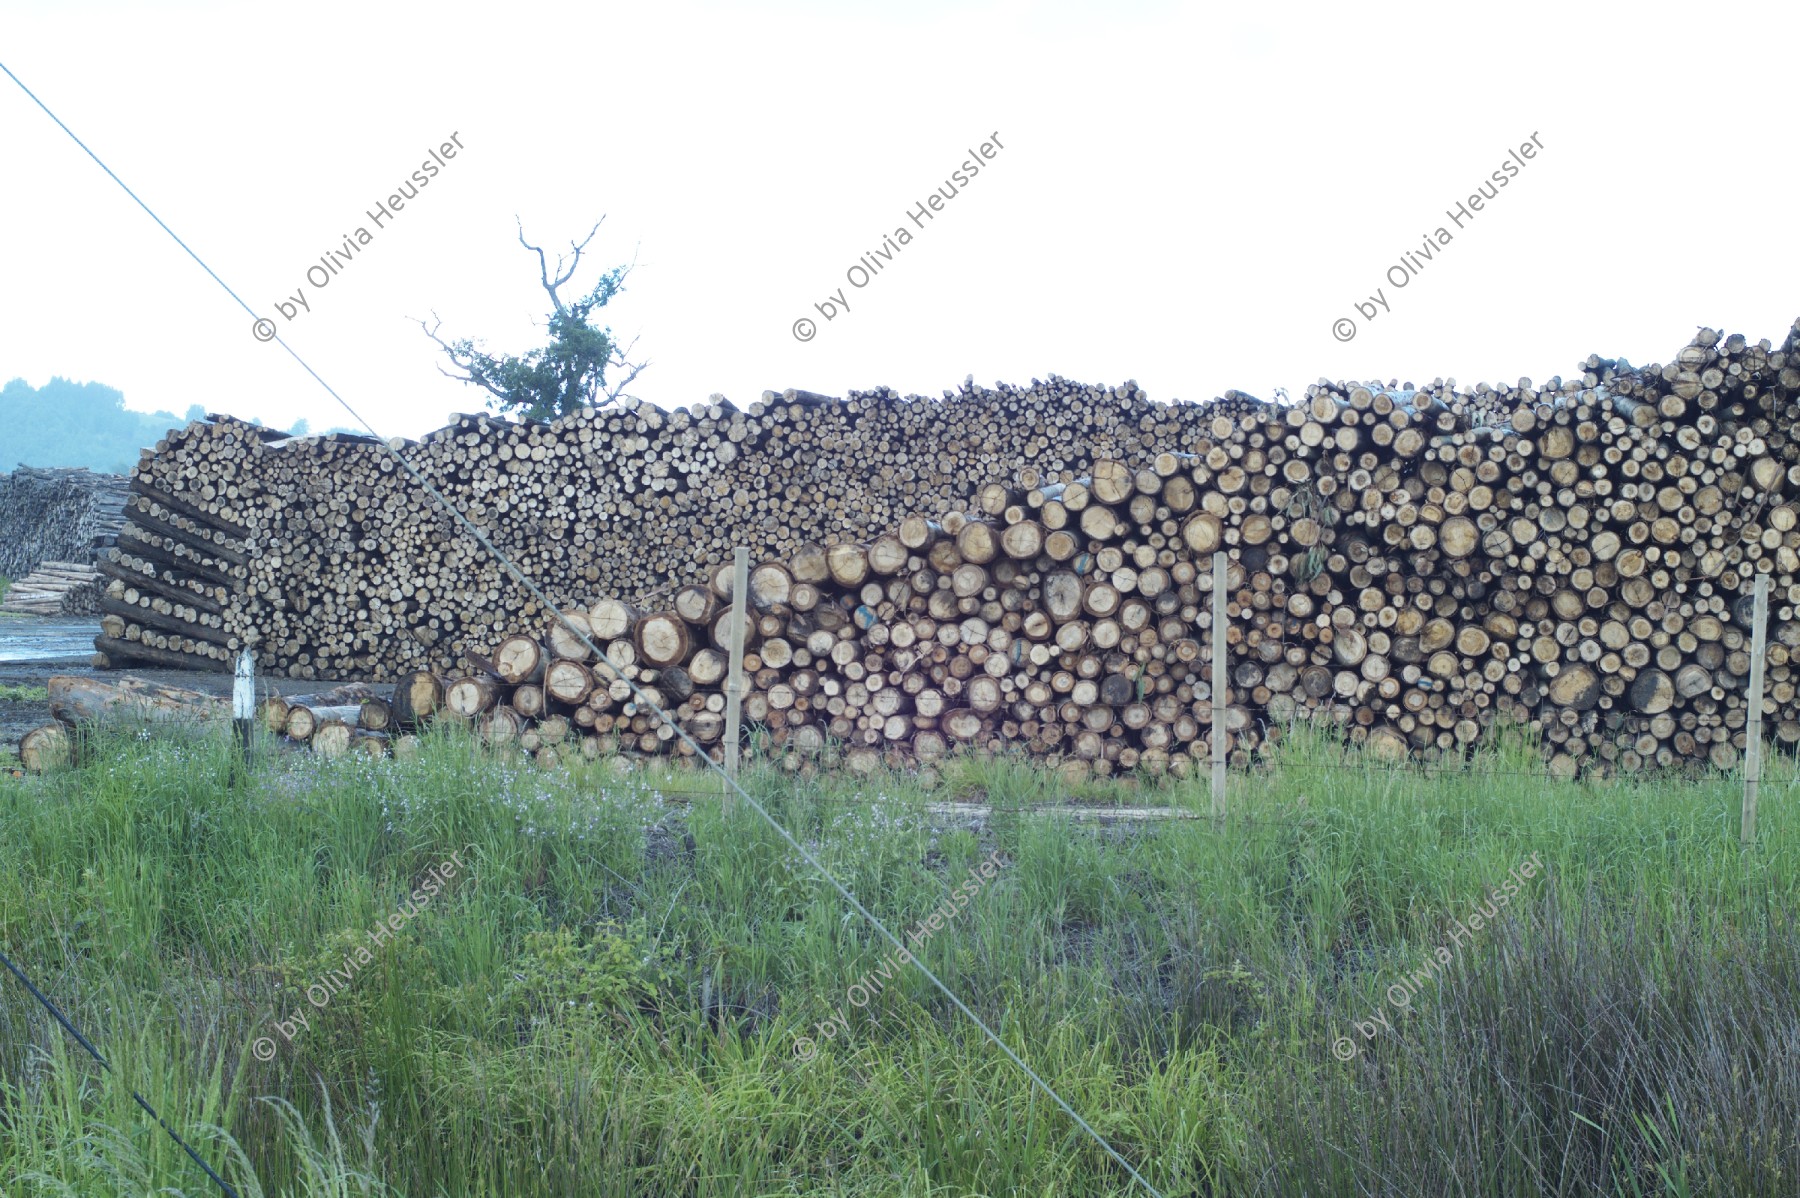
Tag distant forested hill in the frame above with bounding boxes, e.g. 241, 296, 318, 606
0, 378, 321, 473
0, 377, 199, 473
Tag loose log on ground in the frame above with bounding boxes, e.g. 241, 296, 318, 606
49, 675, 225, 725
20, 724, 72, 771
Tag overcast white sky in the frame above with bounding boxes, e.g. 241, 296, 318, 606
3, 0, 1796, 442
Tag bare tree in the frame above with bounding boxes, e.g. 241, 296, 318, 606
419, 217, 648, 421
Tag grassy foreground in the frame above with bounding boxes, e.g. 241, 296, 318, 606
3, 725, 1799, 1197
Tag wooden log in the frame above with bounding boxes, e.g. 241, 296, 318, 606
689, 647, 729, 688
479, 706, 525, 746
259, 695, 292, 734
508, 683, 545, 719
547, 610, 596, 662
748, 561, 794, 609
48, 675, 225, 725
20, 724, 71, 771
587, 599, 639, 641
311, 718, 356, 757
943, 709, 986, 742
495, 636, 547, 685
545, 658, 596, 705
827, 543, 870, 587
868, 535, 909, 576
956, 521, 1000, 565
350, 729, 390, 758
445, 676, 501, 719
1001, 518, 1044, 560
391, 672, 443, 728
358, 697, 393, 732
285, 704, 362, 742
636, 612, 693, 668
673, 585, 719, 626
1629, 669, 1675, 714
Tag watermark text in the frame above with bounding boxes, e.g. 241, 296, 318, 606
1332, 850, 1545, 1060
792, 850, 1007, 1060
792, 133, 1004, 342
1331, 132, 1544, 343
252, 846, 473, 1060
254, 133, 466, 340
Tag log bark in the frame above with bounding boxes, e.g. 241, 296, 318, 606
48, 675, 225, 725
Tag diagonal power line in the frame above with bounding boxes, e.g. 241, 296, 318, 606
0, 946, 241, 1198
0, 59, 1168, 1198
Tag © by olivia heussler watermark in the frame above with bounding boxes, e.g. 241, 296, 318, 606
790, 132, 1005, 343
1331, 850, 1546, 1061
791, 849, 1008, 1062
251, 846, 474, 1061
1329, 132, 1545, 344
251, 133, 467, 342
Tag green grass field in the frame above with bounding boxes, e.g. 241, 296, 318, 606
3, 725, 1798, 1196
0, 683, 50, 703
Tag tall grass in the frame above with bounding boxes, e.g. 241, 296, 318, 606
3, 722, 1798, 1195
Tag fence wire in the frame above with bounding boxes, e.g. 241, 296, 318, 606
0, 58, 1168, 1198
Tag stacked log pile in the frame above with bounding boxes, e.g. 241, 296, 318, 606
0, 466, 130, 579
1, 561, 104, 615
258, 682, 391, 757
386, 499, 1244, 782
104, 381, 1202, 677
99, 320, 1800, 774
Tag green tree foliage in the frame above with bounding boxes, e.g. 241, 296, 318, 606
421, 217, 647, 422
0, 377, 192, 473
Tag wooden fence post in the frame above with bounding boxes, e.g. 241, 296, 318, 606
1212, 550, 1228, 818
722, 547, 750, 809
231, 646, 255, 776
1742, 572, 1770, 846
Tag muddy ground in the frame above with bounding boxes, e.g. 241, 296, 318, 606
0, 613, 338, 758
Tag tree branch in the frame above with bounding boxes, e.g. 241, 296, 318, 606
517, 216, 607, 317
556, 219, 605, 291
415, 313, 514, 404
604, 332, 650, 403
515, 218, 562, 318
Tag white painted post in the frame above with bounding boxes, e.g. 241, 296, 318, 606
722, 547, 750, 809
1742, 573, 1770, 846
232, 647, 255, 775
1211, 550, 1228, 818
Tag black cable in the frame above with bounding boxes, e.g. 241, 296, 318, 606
0, 947, 241, 1198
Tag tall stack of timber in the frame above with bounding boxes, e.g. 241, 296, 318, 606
99, 319, 1800, 774
0, 466, 130, 578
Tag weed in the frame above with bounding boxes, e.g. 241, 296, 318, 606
2, 724, 1797, 1195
